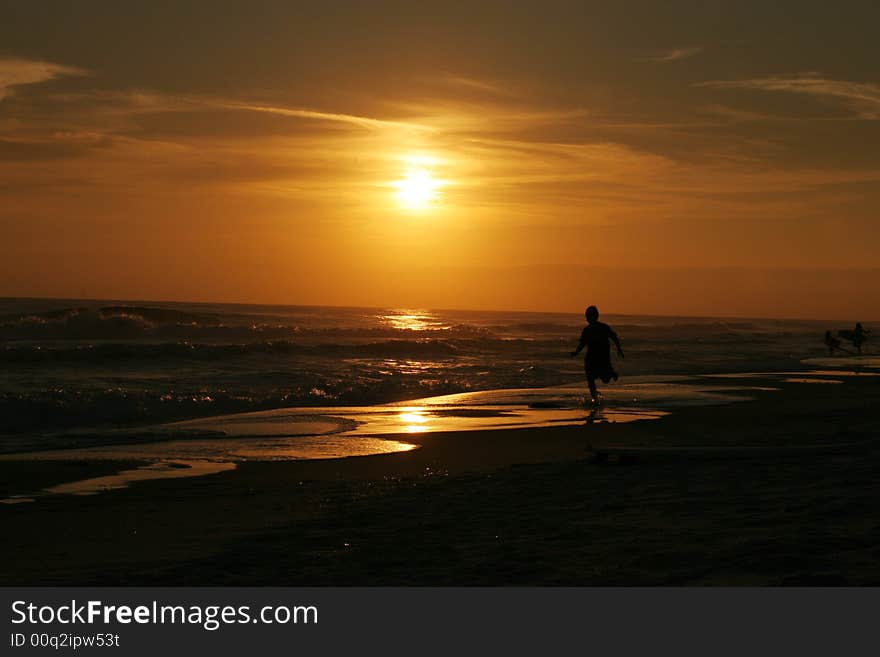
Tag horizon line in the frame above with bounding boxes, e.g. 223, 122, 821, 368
0, 294, 874, 325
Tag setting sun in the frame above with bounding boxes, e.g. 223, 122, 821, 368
392, 157, 444, 210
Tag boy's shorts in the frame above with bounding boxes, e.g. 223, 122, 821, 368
585, 356, 616, 383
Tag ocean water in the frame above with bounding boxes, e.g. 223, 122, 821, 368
0, 297, 846, 436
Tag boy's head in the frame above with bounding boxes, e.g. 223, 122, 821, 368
585, 305, 599, 323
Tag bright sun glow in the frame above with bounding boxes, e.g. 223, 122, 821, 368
392, 156, 445, 210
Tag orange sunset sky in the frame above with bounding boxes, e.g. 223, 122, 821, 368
2, 1, 879, 319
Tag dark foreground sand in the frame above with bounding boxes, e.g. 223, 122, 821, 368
2, 376, 879, 585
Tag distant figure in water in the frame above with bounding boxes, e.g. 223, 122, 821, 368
824, 330, 842, 355
852, 323, 868, 355
838, 322, 869, 355
570, 305, 624, 404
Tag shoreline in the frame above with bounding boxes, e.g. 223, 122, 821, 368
2, 374, 879, 585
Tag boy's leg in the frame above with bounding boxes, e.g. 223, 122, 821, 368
583, 360, 593, 396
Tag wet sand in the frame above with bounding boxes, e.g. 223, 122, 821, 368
1, 375, 879, 585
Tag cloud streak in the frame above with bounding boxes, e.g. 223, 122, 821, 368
699, 75, 880, 119
649, 46, 703, 63
441, 74, 509, 96
34, 91, 430, 132
0, 57, 87, 101
217, 101, 430, 132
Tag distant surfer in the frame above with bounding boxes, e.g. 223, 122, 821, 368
824, 330, 843, 355
570, 305, 624, 405
852, 323, 868, 355
838, 322, 869, 355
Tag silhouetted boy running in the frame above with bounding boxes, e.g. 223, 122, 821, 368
570, 305, 624, 404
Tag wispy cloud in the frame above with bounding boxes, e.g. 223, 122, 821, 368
386, 100, 590, 134
0, 57, 87, 101
441, 74, 508, 96
35, 90, 430, 132
217, 101, 430, 132
649, 46, 703, 63
699, 74, 880, 119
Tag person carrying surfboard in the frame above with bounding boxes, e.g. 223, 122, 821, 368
852, 323, 869, 355
839, 322, 870, 355
570, 305, 624, 404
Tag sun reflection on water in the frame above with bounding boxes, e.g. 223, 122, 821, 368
380, 310, 448, 331
398, 408, 429, 433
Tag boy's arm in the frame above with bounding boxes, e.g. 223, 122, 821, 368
570, 333, 586, 357
610, 328, 625, 358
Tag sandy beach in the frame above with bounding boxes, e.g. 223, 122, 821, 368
2, 373, 878, 586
